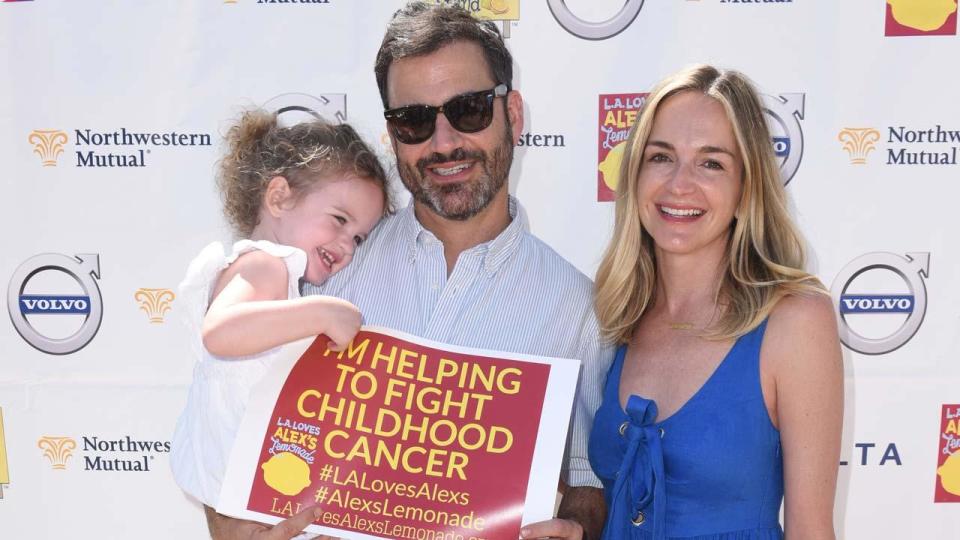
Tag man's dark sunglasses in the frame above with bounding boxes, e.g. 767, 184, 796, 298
384, 84, 509, 145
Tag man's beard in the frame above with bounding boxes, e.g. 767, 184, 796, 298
397, 126, 514, 221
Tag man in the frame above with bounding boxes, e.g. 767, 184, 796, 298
206, 4, 609, 539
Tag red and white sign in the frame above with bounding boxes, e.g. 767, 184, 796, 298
219, 327, 580, 539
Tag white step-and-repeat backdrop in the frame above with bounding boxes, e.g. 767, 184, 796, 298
1, 0, 958, 538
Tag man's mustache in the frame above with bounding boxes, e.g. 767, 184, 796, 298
416, 148, 485, 172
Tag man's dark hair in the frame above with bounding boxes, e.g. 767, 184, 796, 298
374, 2, 514, 108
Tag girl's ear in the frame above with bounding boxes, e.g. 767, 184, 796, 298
264, 176, 292, 218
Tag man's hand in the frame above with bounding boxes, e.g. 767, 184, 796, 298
520, 485, 605, 540
519, 518, 583, 540
204, 504, 339, 540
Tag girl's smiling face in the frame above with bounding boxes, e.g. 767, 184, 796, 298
273, 174, 385, 285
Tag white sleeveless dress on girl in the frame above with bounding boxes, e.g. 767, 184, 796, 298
170, 239, 306, 508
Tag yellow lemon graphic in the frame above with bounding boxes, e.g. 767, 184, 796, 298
261, 452, 312, 496
888, 0, 957, 32
481, 0, 510, 15
599, 142, 627, 193
938, 451, 960, 495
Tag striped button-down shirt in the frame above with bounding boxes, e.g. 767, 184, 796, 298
304, 197, 612, 487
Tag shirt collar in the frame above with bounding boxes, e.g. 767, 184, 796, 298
400, 196, 527, 276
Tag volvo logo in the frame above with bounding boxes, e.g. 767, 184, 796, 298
7, 253, 103, 355
547, 0, 644, 40
264, 93, 347, 126
762, 93, 805, 185
831, 252, 929, 355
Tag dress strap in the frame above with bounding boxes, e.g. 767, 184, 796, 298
603, 345, 627, 397
602, 395, 667, 540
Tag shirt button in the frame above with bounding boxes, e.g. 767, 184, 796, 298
632, 510, 645, 526
618, 422, 629, 436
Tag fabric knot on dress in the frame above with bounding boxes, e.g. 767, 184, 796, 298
603, 395, 667, 540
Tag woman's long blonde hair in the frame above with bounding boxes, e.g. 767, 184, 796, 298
594, 64, 824, 344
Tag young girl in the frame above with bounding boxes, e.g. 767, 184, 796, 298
170, 109, 391, 511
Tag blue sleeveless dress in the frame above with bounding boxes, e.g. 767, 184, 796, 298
589, 321, 783, 540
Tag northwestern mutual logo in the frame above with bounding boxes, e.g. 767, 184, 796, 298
134, 288, 175, 324
39, 435, 170, 472
28, 130, 68, 166
886, 0, 957, 36
28, 127, 212, 168
38, 436, 76, 470
838, 125, 960, 166
838, 128, 881, 164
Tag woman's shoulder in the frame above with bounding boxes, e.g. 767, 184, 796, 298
768, 290, 835, 329
763, 291, 841, 372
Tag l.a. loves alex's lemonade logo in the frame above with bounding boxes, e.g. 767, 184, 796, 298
597, 93, 647, 201
0, 408, 10, 499
935, 404, 960, 502
423, 0, 520, 37
886, 0, 958, 36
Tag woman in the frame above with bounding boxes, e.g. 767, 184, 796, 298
589, 65, 842, 540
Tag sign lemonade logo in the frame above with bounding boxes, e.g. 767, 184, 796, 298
0, 408, 9, 498
28, 128, 211, 168
7, 253, 103, 355
134, 288, 175, 324
38, 435, 170, 472
838, 128, 881, 164
831, 252, 929, 355
936, 404, 960, 502
38, 436, 76, 470
886, 0, 958, 36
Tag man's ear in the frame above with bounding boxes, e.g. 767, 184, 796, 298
506, 89, 524, 144
264, 176, 292, 217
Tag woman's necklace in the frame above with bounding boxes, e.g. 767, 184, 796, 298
668, 322, 695, 330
